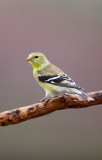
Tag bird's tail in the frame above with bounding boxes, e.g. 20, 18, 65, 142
78, 91, 94, 101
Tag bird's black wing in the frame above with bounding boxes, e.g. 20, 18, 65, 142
38, 74, 83, 90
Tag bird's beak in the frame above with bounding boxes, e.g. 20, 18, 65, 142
25, 57, 32, 62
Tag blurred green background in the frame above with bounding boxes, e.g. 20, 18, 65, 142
0, 0, 102, 160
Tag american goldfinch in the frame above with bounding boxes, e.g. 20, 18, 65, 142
26, 52, 93, 101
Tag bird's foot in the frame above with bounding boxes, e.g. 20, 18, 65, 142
40, 95, 60, 106
40, 97, 51, 106
40, 97, 46, 102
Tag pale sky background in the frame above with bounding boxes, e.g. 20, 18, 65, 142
0, 1, 102, 160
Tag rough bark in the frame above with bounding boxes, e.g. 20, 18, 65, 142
0, 91, 102, 126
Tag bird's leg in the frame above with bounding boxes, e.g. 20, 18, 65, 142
40, 96, 47, 102
40, 96, 52, 107
40, 94, 60, 106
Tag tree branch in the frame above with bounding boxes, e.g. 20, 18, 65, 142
0, 91, 102, 126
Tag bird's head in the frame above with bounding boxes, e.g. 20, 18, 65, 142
26, 52, 49, 69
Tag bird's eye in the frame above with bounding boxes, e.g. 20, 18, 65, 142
34, 56, 39, 59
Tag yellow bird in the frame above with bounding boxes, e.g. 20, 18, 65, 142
26, 52, 93, 101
